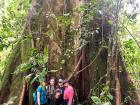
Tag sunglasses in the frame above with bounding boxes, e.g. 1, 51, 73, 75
58, 82, 63, 83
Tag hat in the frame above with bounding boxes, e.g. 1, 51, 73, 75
58, 79, 63, 83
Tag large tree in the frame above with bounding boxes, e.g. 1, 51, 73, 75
0, 0, 140, 105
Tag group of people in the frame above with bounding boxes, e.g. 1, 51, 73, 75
33, 77, 75, 105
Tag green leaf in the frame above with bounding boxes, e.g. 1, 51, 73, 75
91, 96, 102, 105
46, 29, 55, 38
107, 94, 113, 100
103, 102, 111, 105
44, 47, 48, 63
100, 91, 105, 96
61, 60, 65, 64
108, 20, 113, 25
107, 0, 113, 5
91, 0, 97, 3
14, 63, 32, 74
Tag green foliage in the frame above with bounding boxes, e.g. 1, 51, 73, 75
14, 47, 49, 84
0, 0, 140, 104
58, 13, 72, 27
80, 0, 98, 23
119, 1, 140, 80
91, 85, 113, 105
0, 0, 30, 50
121, 37, 140, 79
14, 63, 32, 75
91, 96, 102, 105
31, 68, 47, 84
118, 0, 140, 97
106, 0, 113, 6
0, 0, 30, 84
44, 47, 49, 63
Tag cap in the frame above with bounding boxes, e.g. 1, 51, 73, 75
58, 79, 63, 83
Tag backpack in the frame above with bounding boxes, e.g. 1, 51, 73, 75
33, 87, 42, 104
33, 91, 37, 103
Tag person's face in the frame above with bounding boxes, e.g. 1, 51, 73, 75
58, 82, 63, 87
50, 79, 55, 85
42, 82, 46, 87
64, 83, 68, 87
55, 92, 61, 99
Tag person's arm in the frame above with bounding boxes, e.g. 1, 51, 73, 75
37, 86, 42, 105
46, 86, 48, 94
37, 92, 41, 105
46, 85, 50, 94
68, 88, 74, 105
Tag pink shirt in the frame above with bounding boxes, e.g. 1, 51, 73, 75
64, 86, 74, 105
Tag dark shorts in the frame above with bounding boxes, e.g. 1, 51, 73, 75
42, 104, 47, 105
64, 100, 68, 105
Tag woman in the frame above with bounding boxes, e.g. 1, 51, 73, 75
54, 89, 62, 105
37, 80, 47, 105
63, 80, 74, 105
46, 77, 56, 105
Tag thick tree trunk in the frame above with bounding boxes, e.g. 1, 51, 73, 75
0, 0, 140, 105
119, 53, 140, 105
0, 43, 21, 104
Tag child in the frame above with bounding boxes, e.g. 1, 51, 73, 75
54, 89, 62, 105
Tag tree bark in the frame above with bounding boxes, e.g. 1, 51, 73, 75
18, 81, 26, 105
1, 0, 140, 105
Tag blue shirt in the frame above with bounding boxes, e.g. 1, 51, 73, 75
37, 86, 47, 104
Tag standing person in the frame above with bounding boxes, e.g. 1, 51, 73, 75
63, 80, 74, 105
36, 80, 47, 105
55, 79, 65, 105
54, 89, 62, 105
58, 79, 65, 96
46, 77, 56, 105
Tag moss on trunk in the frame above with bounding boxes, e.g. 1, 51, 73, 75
0, 43, 21, 104
0, 0, 140, 105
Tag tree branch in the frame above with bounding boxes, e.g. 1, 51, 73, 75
75, 48, 102, 75
67, 54, 82, 81
18, 81, 26, 105
123, 24, 140, 49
